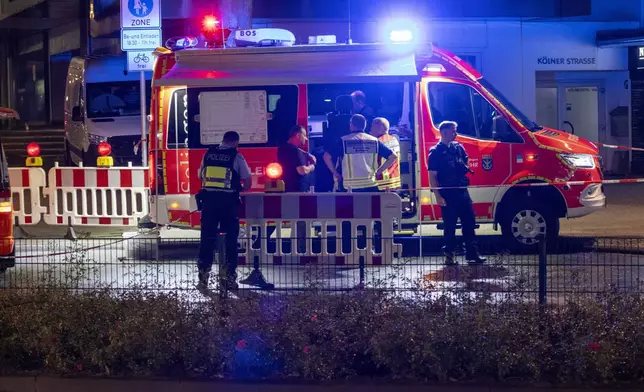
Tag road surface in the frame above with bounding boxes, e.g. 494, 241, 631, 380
2, 236, 643, 304
17, 183, 644, 240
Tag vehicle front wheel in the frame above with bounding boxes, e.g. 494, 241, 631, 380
500, 201, 559, 251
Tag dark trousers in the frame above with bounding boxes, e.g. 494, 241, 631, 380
198, 193, 239, 281
439, 189, 477, 255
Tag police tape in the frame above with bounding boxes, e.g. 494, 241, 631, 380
400, 177, 644, 191
597, 142, 644, 152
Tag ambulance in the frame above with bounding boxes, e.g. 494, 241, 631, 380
146, 26, 605, 250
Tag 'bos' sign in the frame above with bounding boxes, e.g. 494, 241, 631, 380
121, 0, 161, 30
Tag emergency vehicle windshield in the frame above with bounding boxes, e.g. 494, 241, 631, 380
478, 79, 542, 132
86, 81, 152, 119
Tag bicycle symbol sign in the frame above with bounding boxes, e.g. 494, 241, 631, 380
126, 50, 154, 72
128, 0, 153, 18
134, 53, 150, 64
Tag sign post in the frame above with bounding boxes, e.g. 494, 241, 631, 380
120, 0, 162, 168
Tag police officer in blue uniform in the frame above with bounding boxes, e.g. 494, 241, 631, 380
196, 131, 251, 291
428, 121, 486, 266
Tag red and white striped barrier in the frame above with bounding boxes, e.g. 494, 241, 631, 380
239, 193, 395, 220
238, 193, 403, 266
8, 167, 47, 225
42, 164, 149, 227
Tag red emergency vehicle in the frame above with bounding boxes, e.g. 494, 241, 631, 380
0, 108, 17, 272
146, 28, 605, 250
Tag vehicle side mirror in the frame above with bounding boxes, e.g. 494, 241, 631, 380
71, 106, 83, 122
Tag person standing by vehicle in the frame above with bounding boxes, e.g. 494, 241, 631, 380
278, 125, 315, 253
351, 91, 375, 132
428, 121, 486, 266
370, 117, 401, 191
323, 114, 398, 193
196, 131, 251, 291
278, 125, 315, 192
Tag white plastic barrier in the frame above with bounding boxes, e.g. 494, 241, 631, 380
42, 164, 150, 227
8, 167, 48, 225
237, 192, 403, 266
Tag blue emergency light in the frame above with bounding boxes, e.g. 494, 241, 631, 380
164, 36, 199, 51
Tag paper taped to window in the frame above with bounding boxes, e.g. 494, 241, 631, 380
198, 90, 268, 145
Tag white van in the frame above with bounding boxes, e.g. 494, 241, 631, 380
64, 56, 151, 166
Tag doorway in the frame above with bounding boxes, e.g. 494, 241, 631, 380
536, 77, 605, 145
559, 86, 600, 142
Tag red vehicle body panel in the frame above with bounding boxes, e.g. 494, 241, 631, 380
148, 43, 604, 230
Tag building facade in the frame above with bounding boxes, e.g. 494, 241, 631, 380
0, 0, 199, 129
255, 0, 644, 174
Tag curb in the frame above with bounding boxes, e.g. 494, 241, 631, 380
0, 376, 640, 392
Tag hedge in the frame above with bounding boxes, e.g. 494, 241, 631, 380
1, 285, 644, 387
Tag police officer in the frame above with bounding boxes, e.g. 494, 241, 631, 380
428, 121, 486, 265
196, 131, 251, 290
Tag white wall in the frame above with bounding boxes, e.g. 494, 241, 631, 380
519, 21, 634, 120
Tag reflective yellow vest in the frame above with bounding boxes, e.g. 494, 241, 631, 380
376, 133, 401, 191
200, 147, 240, 193
341, 132, 380, 190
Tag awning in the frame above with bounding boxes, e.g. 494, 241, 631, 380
596, 29, 644, 48
156, 44, 422, 87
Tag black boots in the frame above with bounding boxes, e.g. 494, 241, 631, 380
197, 269, 239, 291
443, 246, 487, 266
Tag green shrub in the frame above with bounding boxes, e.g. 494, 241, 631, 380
1, 286, 644, 386
2, 243, 644, 386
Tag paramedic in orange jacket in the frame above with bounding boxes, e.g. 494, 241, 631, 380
370, 117, 401, 191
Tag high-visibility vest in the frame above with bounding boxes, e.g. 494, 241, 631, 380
376, 133, 401, 191
341, 132, 380, 190
200, 146, 241, 195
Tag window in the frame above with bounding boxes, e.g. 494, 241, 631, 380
307, 82, 409, 126
479, 78, 540, 132
428, 82, 522, 143
180, 85, 298, 149
86, 80, 152, 119
167, 89, 189, 149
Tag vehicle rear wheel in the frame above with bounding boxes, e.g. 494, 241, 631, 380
500, 201, 559, 251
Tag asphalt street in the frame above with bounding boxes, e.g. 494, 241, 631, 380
3, 182, 642, 299
2, 235, 644, 303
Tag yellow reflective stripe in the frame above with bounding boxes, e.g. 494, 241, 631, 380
202, 166, 233, 189
203, 181, 227, 188
377, 179, 401, 190
344, 155, 353, 178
